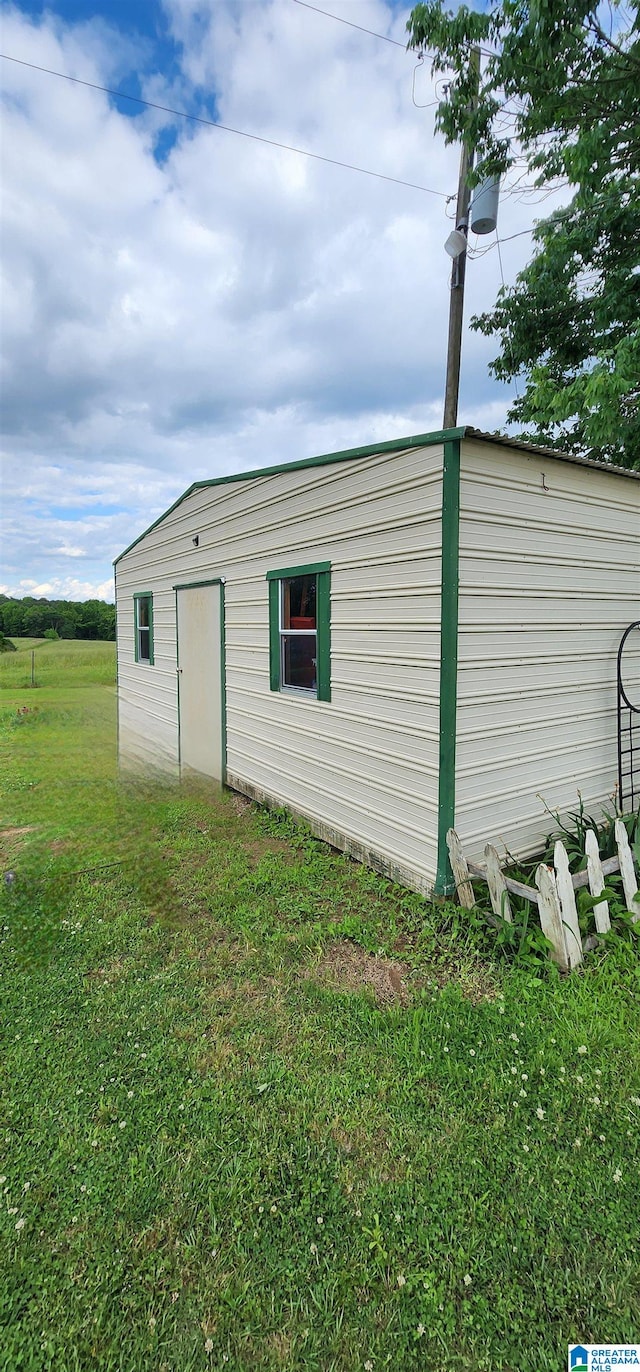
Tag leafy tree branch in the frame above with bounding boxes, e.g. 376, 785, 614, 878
407, 0, 640, 467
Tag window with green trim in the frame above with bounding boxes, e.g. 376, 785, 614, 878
266, 563, 331, 701
134, 593, 154, 665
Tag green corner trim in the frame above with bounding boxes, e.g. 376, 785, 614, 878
133, 591, 154, 666
174, 587, 181, 769
435, 438, 461, 896
219, 584, 227, 785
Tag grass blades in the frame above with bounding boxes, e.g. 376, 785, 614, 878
1, 642, 639, 1370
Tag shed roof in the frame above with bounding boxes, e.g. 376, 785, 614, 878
114, 425, 638, 566
465, 428, 639, 481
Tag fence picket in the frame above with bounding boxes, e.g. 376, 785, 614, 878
535, 864, 569, 971
585, 829, 611, 933
446, 829, 475, 909
553, 841, 583, 969
448, 819, 638, 972
614, 819, 640, 921
484, 843, 512, 922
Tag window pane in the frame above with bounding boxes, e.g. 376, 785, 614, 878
138, 626, 150, 661
282, 633, 316, 691
137, 598, 150, 629
282, 575, 316, 630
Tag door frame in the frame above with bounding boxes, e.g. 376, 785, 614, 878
174, 577, 227, 783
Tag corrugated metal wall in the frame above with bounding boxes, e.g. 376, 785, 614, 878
116, 443, 444, 893
456, 439, 640, 863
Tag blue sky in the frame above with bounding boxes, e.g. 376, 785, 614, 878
0, 0, 562, 602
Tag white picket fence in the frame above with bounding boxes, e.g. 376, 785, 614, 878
446, 820, 639, 972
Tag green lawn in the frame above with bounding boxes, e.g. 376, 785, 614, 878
3, 637, 48, 651
1, 637, 116, 691
1, 643, 639, 1371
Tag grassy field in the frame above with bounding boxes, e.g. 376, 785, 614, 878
3, 637, 49, 651
1, 641, 639, 1371
1, 637, 116, 691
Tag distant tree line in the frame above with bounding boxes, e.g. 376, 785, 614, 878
0, 595, 116, 641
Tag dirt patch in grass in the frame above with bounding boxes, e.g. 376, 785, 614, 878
84, 956, 127, 983
0, 825, 38, 866
234, 836, 298, 867
266, 1331, 293, 1366
390, 932, 502, 1005
308, 1117, 409, 1183
49, 837, 70, 854
310, 939, 412, 1007
196, 1037, 239, 1074
429, 958, 501, 1005
204, 974, 289, 1019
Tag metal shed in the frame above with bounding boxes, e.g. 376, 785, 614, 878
114, 427, 639, 896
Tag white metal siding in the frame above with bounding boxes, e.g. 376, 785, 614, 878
116, 445, 444, 892
116, 582, 180, 774
456, 439, 640, 863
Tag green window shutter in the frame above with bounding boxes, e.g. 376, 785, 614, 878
316, 570, 331, 702
147, 596, 154, 666
268, 578, 280, 691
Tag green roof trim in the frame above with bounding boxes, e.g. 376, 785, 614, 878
113, 427, 466, 565
113, 423, 636, 569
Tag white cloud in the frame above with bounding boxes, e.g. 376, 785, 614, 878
0, 0, 559, 601
54, 544, 86, 558
23, 576, 116, 602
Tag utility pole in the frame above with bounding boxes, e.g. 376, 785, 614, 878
443, 47, 480, 429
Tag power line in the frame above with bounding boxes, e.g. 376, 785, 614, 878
291, 0, 551, 116
496, 229, 520, 399
411, 58, 442, 109
0, 51, 451, 198
292, 0, 613, 80
469, 226, 533, 257
469, 188, 628, 257
484, 168, 630, 244
291, 0, 406, 49
289, 7, 524, 169
292, 0, 501, 64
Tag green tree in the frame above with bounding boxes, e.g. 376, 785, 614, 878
56, 616, 77, 640
23, 604, 47, 637
0, 597, 115, 640
0, 602, 26, 637
407, 0, 640, 469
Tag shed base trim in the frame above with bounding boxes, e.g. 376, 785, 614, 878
226, 772, 434, 898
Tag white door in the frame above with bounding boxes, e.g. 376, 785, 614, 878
176, 582, 224, 781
